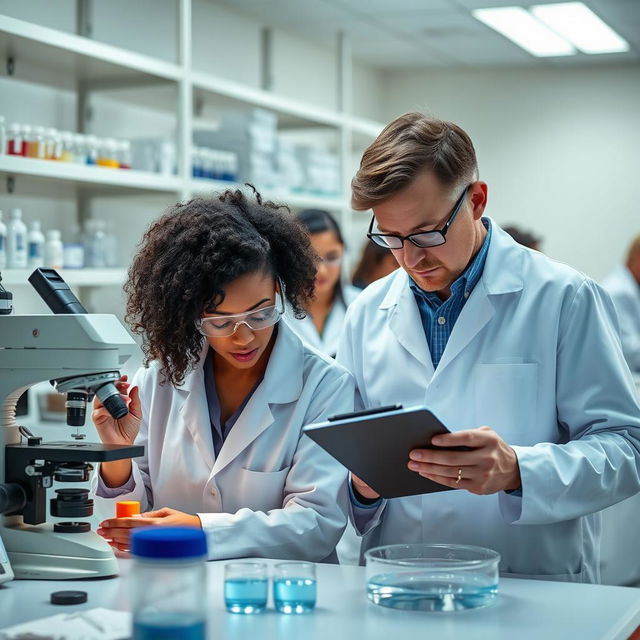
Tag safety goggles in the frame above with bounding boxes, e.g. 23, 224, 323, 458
196, 282, 285, 338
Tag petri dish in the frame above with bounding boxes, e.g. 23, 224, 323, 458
365, 543, 500, 612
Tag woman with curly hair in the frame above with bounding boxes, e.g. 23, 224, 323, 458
91, 189, 354, 562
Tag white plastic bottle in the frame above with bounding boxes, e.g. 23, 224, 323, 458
7, 208, 28, 269
0, 115, 6, 155
0, 210, 7, 269
27, 220, 45, 269
87, 220, 106, 268
45, 230, 64, 269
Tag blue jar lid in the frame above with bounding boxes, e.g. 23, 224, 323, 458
130, 527, 207, 559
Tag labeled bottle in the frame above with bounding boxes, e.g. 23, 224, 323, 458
0, 211, 7, 269
86, 220, 106, 268
27, 220, 45, 269
104, 220, 119, 268
32, 126, 46, 160
7, 208, 27, 269
44, 230, 64, 269
0, 116, 6, 155
7, 123, 23, 156
118, 140, 132, 169
130, 527, 208, 640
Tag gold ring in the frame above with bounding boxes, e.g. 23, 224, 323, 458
456, 468, 463, 485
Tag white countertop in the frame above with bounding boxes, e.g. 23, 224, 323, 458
1, 558, 640, 639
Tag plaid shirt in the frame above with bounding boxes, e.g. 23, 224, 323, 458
410, 218, 492, 369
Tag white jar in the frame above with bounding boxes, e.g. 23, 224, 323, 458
45, 230, 64, 269
27, 220, 45, 269
7, 208, 28, 269
0, 115, 6, 155
0, 210, 7, 269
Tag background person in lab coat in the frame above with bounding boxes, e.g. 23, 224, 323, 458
603, 234, 640, 373
286, 209, 360, 358
92, 190, 354, 562
338, 113, 640, 581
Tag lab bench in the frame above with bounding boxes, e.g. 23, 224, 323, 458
1, 558, 640, 639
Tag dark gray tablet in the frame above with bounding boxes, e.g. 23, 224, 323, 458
303, 404, 465, 499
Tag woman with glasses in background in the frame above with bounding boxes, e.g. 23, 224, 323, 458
287, 209, 361, 358
90, 190, 354, 562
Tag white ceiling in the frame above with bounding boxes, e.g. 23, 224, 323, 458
214, 0, 640, 68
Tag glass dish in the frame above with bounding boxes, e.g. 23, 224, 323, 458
365, 543, 500, 612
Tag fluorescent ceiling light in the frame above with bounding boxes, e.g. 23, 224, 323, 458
531, 2, 630, 54
473, 7, 576, 57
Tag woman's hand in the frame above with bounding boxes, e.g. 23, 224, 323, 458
97, 508, 202, 552
93, 374, 142, 487
92, 374, 141, 446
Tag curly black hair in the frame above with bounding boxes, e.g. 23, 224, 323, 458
125, 188, 317, 386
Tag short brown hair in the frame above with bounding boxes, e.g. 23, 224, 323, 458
351, 113, 478, 210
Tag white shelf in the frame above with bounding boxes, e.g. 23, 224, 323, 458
1, 268, 126, 287
192, 71, 344, 129
348, 116, 385, 139
189, 179, 345, 211
0, 155, 184, 194
0, 15, 181, 87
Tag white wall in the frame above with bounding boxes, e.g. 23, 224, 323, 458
378, 65, 640, 281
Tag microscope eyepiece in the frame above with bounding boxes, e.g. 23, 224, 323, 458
100, 392, 128, 420
29, 268, 130, 423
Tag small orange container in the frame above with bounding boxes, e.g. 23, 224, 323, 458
116, 500, 140, 518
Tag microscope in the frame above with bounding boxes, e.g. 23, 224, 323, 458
0, 269, 143, 580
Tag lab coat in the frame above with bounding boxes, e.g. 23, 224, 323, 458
92, 322, 354, 562
603, 265, 640, 372
337, 220, 640, 582
285, 284, 361, 357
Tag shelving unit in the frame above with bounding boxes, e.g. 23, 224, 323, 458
0, 3, 383, 288
0, 268, 126, 288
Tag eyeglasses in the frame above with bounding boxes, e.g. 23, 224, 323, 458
367, 185, 470, 250
317, 254, 343, 266
196, 282, 285, 338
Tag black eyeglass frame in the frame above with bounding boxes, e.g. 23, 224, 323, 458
367, 184, 471, 250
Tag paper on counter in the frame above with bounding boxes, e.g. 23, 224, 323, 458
0, 607, 131, 640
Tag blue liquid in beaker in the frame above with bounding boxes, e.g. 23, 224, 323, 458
224, 577, 268, 614
367, 572, 498, 612
133, 613, 206, 640
273, 577, 317, 614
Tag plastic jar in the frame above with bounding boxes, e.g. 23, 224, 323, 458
130, 527, 208, 640
0, 116, 6, 155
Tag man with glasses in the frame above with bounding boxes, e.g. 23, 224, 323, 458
337, 112, 640, 582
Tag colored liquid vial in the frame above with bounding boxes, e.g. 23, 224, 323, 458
273, 577, 317, 614
224, 577, 268, 614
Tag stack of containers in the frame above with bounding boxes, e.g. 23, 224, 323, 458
274, 139, 305, 193
295, 146, 341, 196
194, 108, 278, 190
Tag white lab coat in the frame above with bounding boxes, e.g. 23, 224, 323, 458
603, 265, 640, 373
337, 220, 640, 582
285, 284, 361, 357
92, 322, 354, 562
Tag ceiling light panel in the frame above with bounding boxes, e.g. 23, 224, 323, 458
473, 6, 576, 57
531, 2, 630, 54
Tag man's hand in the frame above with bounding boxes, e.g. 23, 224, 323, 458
351, 473, 381, 502
408, 426, 521, 495
97, 507, 202, 552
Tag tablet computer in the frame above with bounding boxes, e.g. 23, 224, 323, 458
303, 404, 465, 499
